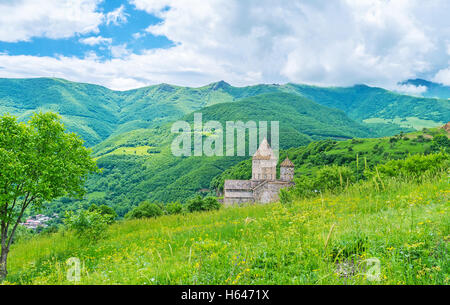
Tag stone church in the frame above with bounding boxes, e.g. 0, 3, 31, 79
223, 138, 295, 205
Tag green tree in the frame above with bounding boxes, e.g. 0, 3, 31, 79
125, 201, 163, 219
88, 204, 117, 224
165, 201, 183, 215
186, 196, 221, 212
0, 112, 98, 280
64, 210, 108, 242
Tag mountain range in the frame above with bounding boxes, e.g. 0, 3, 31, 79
1, 78, 449, 146
0, 77, 449, 215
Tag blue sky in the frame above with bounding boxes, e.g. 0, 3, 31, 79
0, 1, 172, 59
0, 1, 449, 91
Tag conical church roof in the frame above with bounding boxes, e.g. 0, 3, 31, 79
253, 138, 276, 160
280, 157, 294, 167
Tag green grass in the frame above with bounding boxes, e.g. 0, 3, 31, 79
5, 173, 449, 285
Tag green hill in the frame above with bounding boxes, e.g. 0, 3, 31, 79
211, 127, 449, 192
0, 78, 121, 146
285, 83, 449, 131
45, 93, 375, 216
1, 78, 449, 147
6, 167, 448, 285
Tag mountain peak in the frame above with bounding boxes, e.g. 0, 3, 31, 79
210, 80, 231, 91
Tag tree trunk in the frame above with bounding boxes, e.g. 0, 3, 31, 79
0, 246, 8, 281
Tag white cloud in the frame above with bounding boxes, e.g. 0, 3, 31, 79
106, 5, 128, 26
433, 67, 450, 86
0, 0, 104, 42
79, 36, 112, 46
393, 84, 428, 96
110, 44, 131, 58
0, 0, 449, 90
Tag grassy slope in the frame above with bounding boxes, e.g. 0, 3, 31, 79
212, 127, 447, 191
6, 174, 449, 284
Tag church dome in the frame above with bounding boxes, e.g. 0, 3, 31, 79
253, 138, 276, 160
280, 157, 294, 167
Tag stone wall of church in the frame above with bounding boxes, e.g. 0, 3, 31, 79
253, 181, 294, 203
280, 166, 294, 182
252, 159, 277, 180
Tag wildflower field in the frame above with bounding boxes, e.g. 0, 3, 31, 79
4, 172, 449, 285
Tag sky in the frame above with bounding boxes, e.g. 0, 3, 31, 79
0, 0, 449, 91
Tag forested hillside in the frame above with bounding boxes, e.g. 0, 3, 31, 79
1, 78, 449, 147
1, 77, 449, 217
211, 126, 449, 192
46, 93, 374, 216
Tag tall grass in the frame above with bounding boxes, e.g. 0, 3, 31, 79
4, 173, 449, 285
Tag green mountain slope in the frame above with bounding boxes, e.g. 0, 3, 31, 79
1, 78, 448, 147
0, 78, 120, 146
211, 126, 449, 192
285, 83, 449, 131
47, 93, 374, 216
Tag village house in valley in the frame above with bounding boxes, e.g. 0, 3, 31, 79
223, 138, 295, 205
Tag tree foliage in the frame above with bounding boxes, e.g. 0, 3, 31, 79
64, 210, 108, 242
0, 112, 98, 280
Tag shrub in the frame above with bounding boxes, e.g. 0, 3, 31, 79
279, 188, 293, 205
369, 152, 449, 180
165, 201, 183, 215
88, 204, 118, 224
64, 210, 108, 242
291, 176, 317, 198
431, 134, 450, 151
315, 165, 355, 191
202, 197, 221, 211
125, 201, 163, 219
186, 196, 204, 212
186, 196, 221, 212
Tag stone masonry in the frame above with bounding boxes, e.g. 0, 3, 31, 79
223, 138, 295, 205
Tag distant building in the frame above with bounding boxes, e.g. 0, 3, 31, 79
20, 214, 53, 230
223, 138, 295, 205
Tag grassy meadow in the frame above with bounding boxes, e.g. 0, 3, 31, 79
5, 172, 449, 285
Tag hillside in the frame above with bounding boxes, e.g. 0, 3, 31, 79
1, 78, 449, 147
0, 78, 285, 146
0, 78, 121, 146
285, 83, 449, 131
6, 171, 449, 284
46, 93, 374, 216
211, 127, 449, 192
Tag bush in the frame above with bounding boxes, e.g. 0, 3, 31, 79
125, 201, 163, 219
9, 225, 35, 244
165, 201, 183, 215
88, 204, 117, 224
291, 176, 317, 198
431, 134, 450, 151
369, 152, 449, 180
315, 165, 355, 191
64, 210, 108, 242
279, 188, 293, 205
202, 197, 221, 211
186, 196, 221, 212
